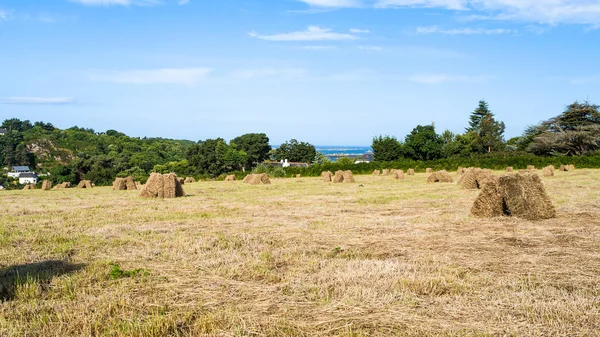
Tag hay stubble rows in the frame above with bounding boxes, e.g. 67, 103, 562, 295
1, 170, 600, 336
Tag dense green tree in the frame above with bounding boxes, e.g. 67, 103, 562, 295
403, 125, 444, 161
371, 135, 403, 162
440, 130, 473, 158
187, 138, 247, 176
231, 133, 271, 169
272, 139, 316, 163
466, 100, 506, 153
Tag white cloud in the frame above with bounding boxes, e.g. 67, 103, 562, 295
87, 68, 212, 85
231, 68, 309, 80
375, 0, 467, 10
69, 0, 161, 6
298, 0, 362, 8
358, 45, 383, 51
416, 25, 517, 35
249, 26, 358, 41
408, 73, 487, 84
1, 97, 75, 104
0, 9, 10, 21
350, 28, 370, 33
302, 45, 338, 50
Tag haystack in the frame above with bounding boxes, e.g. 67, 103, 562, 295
22, 184, 36, 190
527, 165, 535, 170
427, 170, 453, 183
559, 165, 567, 171
225, 175, 236, 181
506, 167, 514, 172
333, 170, 344, 183
296, 174, 301, 178
407, 169, 415, 176
321, 171, 333, 182
243, 174, 252, 183
140, 173, 185, 198
184, 177, 196, 184
112, 177, 127, 190
542, 165, 554, 177
458, 168, 493, 189
41, 180, 52, 191
177, 177, 185, 185
382, 169, 390, 176
568, 164, 576, 171
373, 170, 381, 175
125, 176, 137, 190
342, 170, 355, 183
243, 173, 271, 185
392, 169, 405, 179
426, 168, 433, 173
52, 182, 70, 189
471, 172, 555, 220
77, 180, 93, 189
457, 167, 466, 175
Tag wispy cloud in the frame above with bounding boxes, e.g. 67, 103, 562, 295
408, 73, 487, 84
375, 0, 467, 10
249, 26, 358, 41
86, 68, 212, 85
231, 68, 309, 80
302, 45, 338, 50
178, 0, 189, 5
350, 28, 370, 33
298, 0, 362, 8
358, 45, 383, 51
0, 9, 10, 21
416, 26, 517, 35
1, 97, 75, 105
69, 0, 161, 6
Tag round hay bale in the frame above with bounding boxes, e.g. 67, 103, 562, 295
342, 170, 355, 183
41, 180, 52, 191
407, 169, 415, 176
321, 171, 332, 182
426, 168, 432, 174
506, 166, 514, 172
333, 170, 344, 183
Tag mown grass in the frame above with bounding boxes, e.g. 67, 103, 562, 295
1, 169, 600, 336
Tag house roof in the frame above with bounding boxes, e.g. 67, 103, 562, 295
19, 173, 38, 178
12, 166, 31, 171
0, 128, 7, 134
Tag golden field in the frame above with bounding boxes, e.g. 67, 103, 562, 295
1, 170, 600, 336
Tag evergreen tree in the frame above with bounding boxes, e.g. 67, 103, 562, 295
466, 100, 506, 153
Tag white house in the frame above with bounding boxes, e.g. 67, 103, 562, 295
19, 172, 38, 185
0, 128, 7, 136
8, 166, 31, 178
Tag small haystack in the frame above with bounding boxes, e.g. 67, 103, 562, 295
333, 170, 344, 183
140, 173, 185, 198
527, 165, 536, 170
296, 174, 301, 178
506, 167, 514, 172
243, 173, 271, 185
321, 171, 333, 182
52, 182, 71, 189
225, 175, 236, 181
542, 165, 555, 177
41, 180, 52, 191
568, 164, 576, 171
125, 176, 137, 190
373, 170, 381, 175
471, 172, 555, 220
342, 170, 355, 183
559, 165, 567, 171
407, 169, 415, 176
112, 177, 127, 190
77, 180, 93, 189
426, 168, 433, 173
458, 168, 494, 189
392, 169, 405, 180
427, 170, 453, 183
184, 177, 196, 184
382, 169, 390, 176
22, 184, 36, 190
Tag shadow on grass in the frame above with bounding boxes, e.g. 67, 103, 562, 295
0, 260, 85, 301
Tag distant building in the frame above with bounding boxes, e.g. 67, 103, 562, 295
264, 160, 310, 168
18, 172, 38, 185
8, 166, 31, 178
0, 128, 7, 136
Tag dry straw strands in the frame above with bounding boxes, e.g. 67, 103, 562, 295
426, 168, 433, 173
343, 170, 355, 183
407, 169, 415, 176
392, 169, 405, 179
471, 172, 556, 220
225, 175, 236, 181
184, 177, 196, 184
140, 173, 185, 198
77, 180, 93, 189
568, 164, 576, 171
458, 168, 493, 190
527, 165, 536, 170
542, 166, 555, 177
125, 177, 137, 190
112, 178, 126, 190
243, 173, 271, 185
52, 182, 71, 189
457, 167, 466, 175
382, 169, 390, 176
427, 170, 453, 183
41, 180, 52, 191
22, 184, 36, 190
321, 171, 333, 182
333, 170, 355, 183
506, 167, 514, 172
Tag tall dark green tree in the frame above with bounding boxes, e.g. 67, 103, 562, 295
371, 135, 403, 162
272, 139, 316, 163
231, 133, 271, 169
403, 125, 443, 161
466, 100, 505, 153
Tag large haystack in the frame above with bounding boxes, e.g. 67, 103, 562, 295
125, 176, 137, 190
243, 173, 271, 185
184, 177, 196, 184
112, 177, 126, 190
506, 167, 514, 172
333, 170, 344, 183
407, 169, 415, 176
225, 175, 236, 181
527, 165, 536, 170
22, 184, 36, 190
77, 180, 93, 189
426, 168, 433, 174
459, 168, 494, 189
427, 170, 453, 183
139, 173, 185, 198
392, 169, 405, 179
382, 169, 390, 176
342, 170, 355, 183
542, 165, 554, 177
471, 172, 555, 220
372, 170, 381, 175
41, 180, 52, 191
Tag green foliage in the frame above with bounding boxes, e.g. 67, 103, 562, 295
186, 138, 247, 176
272, 139, 316, 163
372, 135, 402, 162
466, 100, 506, 153
153, 160, 191, 176
403, 125, 443, 161
108, 264, 150, 280
117, 166, 149, 184
231, 133, 271, 169
252, 164, 286, 177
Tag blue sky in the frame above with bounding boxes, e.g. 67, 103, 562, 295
1, 0, 599, 145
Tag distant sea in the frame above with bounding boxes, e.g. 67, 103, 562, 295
316, 146, 373, 161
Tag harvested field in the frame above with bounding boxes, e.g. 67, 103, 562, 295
1, 170, 600, 336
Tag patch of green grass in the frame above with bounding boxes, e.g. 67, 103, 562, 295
108, 264, 150, 280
